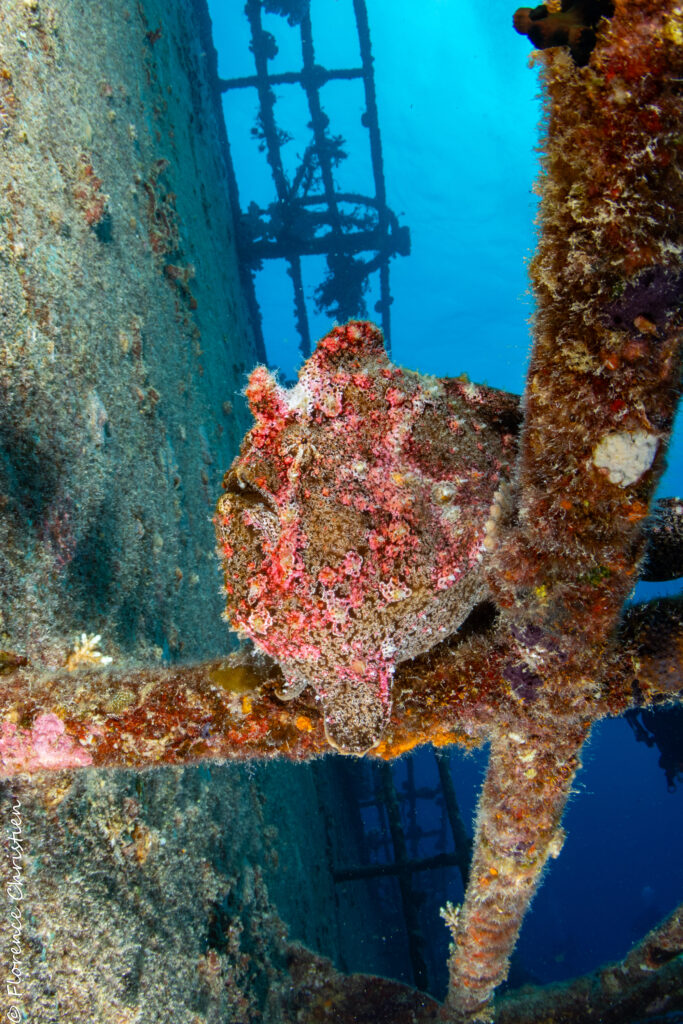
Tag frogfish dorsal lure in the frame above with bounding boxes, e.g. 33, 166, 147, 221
214, 321, 519, 753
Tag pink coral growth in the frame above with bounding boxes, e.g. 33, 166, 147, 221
0, 713, 93, 775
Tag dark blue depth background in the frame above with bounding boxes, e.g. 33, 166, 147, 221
209, 0, 682, 993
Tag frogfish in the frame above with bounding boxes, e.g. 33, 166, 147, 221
214, 322, 520, 753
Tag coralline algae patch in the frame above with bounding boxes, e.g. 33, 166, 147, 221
0, 713, 93, 773
215, 321, 519, 753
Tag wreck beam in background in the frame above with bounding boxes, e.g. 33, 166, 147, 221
494, 900, 683, 1023
283, 899, 683, 1023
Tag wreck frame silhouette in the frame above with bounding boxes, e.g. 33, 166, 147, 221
218, 0, 410, 360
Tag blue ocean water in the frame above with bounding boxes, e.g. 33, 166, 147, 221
208, 0, 682, 997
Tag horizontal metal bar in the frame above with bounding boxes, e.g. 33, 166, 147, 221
219, 66, 364, 91
244, 225, 410, 260
333, 851, 463, 883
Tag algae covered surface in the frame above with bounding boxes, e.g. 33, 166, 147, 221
0, 0, 257, 669
0, 2, 362, 1020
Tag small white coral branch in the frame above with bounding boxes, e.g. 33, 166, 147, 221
65, 633, 113, 672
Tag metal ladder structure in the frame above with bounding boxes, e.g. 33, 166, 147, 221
328, 751, 473, 993
218, 0, 410, 363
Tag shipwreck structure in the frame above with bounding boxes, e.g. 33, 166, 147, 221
218, 0, 410, 362
0, 0, 681, 1021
